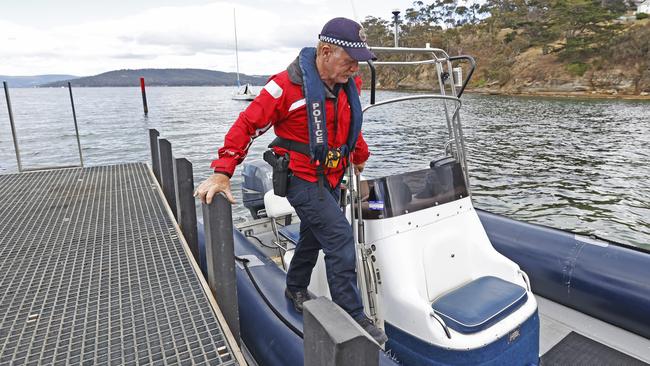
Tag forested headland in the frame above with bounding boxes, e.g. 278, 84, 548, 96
361, 0, 650, 97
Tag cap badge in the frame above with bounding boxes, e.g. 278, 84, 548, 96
358, 28, 367, 42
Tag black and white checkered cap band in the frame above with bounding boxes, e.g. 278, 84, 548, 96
319, 35, 367, 48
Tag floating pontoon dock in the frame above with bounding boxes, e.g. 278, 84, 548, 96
0, 163, 244, 365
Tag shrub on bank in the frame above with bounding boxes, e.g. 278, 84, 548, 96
567, 62, 590, 77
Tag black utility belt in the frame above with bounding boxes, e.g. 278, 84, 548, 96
266, 137, 348, 199
268, 137, 346, 169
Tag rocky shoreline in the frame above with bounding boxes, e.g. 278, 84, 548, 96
468, 88, 650, 100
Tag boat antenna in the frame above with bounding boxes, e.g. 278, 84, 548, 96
349, 0, 360, 22
233, 8, 241, 88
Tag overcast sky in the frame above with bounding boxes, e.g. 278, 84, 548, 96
1, 0, 416, 76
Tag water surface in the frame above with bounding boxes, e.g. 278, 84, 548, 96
1, 87, 648, 248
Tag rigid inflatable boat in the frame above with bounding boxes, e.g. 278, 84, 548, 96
199, 46, 650, 365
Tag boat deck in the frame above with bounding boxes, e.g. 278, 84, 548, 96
538, 295, 650, 365
0, 163, 242, 366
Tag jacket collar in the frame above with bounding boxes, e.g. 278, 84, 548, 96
287, 56, 337, 99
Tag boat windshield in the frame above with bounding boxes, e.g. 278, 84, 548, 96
359, 158, 467, 219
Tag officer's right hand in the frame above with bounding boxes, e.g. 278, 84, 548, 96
194, 173, 236, 205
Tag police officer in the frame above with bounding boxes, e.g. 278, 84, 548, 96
195, 17, 387, 345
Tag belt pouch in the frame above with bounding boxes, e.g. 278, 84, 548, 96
263, 150, 290, 197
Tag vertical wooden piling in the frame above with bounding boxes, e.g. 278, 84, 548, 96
303, 297, 379, 366
67, 82, 84, 167
202, 195, 240, 344
174, 158, 199, 263
140, 77, 149, 115
158, 139, 177, 219
149, 129, 161, 184
3, 81, 23, 172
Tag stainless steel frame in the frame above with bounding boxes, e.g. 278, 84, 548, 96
362, 45, 473, 191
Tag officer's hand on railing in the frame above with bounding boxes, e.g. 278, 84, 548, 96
194, 173, 236, 205
354, 162, 366, 175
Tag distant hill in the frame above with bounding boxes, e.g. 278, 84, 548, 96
40, 69, 268, 87
1, 75, 78, 88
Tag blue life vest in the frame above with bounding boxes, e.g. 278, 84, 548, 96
298, 47, 363, 164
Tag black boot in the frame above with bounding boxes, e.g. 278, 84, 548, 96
355, 315, 388, 345
285, 288, 312, 313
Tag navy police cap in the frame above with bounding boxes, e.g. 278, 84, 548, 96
319, 17, 376, 61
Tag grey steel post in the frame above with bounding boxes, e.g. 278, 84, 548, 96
67, 82, 84, 167
173, 158, 199, 263
202, 195, 240, 344
3, 81, 23, 172
158, 139, 177, 219
149, 129, 161, 184
392, 9, 401, 48
303, 297, 379, 366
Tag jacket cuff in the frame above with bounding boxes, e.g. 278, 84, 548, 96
213, 171, 232, 178
210, 158, 237, 177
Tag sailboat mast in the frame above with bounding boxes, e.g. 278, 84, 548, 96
233, 9, 241, 87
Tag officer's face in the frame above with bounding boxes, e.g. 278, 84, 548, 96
321, 46, 359, 85
331, 47, 360, 83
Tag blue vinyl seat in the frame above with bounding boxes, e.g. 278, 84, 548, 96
431, 276, 527, 334
278, 223, 301, 245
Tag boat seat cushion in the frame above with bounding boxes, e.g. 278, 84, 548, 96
279, 223, 300, 244
431, 276, 527, 334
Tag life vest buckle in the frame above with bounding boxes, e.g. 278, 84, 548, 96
325, 148, 342, 168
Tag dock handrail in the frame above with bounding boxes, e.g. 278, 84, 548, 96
2, 81, 84, 172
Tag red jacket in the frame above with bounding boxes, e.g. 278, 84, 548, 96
211, 59, 370, 188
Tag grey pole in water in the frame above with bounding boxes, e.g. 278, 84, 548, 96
173, 158, 199, 263
158, 139, 178, 219
303, 297, 379, 366
3, 81, 23, 172
140, 77, 148, 115
202, 195, 240, 344
67, 82, 84, 167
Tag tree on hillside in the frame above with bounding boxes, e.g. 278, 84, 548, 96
547, 0, 626, 60
362, 16, 394, 47
409, 0, 489, 28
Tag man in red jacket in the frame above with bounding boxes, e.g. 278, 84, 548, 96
195, 17, 387, 345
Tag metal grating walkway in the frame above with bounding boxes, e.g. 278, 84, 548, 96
0, 163, 239, 366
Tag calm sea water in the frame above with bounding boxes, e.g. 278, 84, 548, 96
1, 86, 648, 249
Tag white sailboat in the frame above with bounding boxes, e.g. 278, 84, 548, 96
232, 9, 256, 101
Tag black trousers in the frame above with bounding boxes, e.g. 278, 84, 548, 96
285, 175, 364, 319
